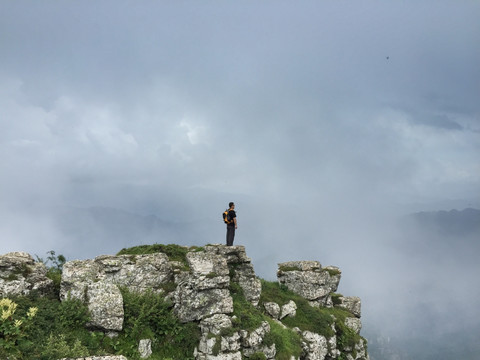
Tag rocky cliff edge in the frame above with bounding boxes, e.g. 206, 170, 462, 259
0, 245, 368, 360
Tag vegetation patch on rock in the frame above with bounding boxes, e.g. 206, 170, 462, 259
117, 243, 204, 268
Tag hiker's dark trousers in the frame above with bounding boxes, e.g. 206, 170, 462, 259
226, 225, 235, 246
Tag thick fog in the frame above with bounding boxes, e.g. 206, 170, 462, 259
1, 1, 479, 358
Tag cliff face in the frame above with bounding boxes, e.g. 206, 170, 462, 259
0, 245, 368, 360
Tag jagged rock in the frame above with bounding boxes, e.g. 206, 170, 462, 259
60, 259, 99, 301
138, 339, 152, 358
197, 334, 218, 354
204, 245, 250, 264
232, 263, 262, 307
240, 321, 270, 348
60, 357, 128, 360
277, 261, 341, 306
264, 302, 281, 319
345, 338, 369, 360
200, 314, 233, 335
240, 321, 276, 359
205, 245, 262, 306
60, 253, 173, 301
0, 252, 53, 297
187, 251, 230, 277
86, 282, 124, 332
194, 351, 242, 360
336, 296, 361, 318
280, 300, 297, 319
95, 254, 173, 292
221, 332, 241, 352
301, 331, 328, 360
280, 261, 321, 271
196, 315, 241, 359
354, 338, 369, 360
173, 252, 233, 322
328, 334, 340, 358
327, 319, 341, 358
345, 317, 362, 334
173, 283, 233, 323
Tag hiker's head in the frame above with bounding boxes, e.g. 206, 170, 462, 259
229, 202, 235, 209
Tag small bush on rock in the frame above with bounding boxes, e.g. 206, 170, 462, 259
249, 352, 267, 360
120, 287, 200, 359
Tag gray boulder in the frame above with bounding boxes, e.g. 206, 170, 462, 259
277, 261, 341, 306
60, 259, 100, 301
344, 338, 369, 360
86, 282, 124, 332
240, 321, 276, 359
280, 300, 297, 319
194, 351, 242, 360
301, 331, 328, 360
264, 302, 281, 319
0, 252, 53, 297
138, 339, 152, 359
345, 317, 362, 334
221, 332, 241, 352
200, 314, 233, 335
60, 253, 173, 301
336, 296, 362, 318
205, 245, 262, 306
196, 314, 241, 359
173, 251, 233, 322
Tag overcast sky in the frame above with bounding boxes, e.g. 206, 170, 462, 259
1, 1, 479, 356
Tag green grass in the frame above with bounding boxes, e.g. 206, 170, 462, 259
264, 319, 302, 360
116, 243, 204, 268
5, 288, 200, 360
331, 293, 343, 305
277, 265, 302, 272
229, 281, 303, 360
230, 282, 264, 332
119, 287, 200, 359
325, 268, 341, 276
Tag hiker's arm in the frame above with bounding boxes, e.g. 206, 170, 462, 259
234, 217, 237, 229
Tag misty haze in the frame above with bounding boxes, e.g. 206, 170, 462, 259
1, 1, 479, 359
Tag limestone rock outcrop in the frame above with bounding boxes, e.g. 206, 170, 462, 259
86, 282, 124, 332
204, 245, 261, 306
301, 331, 328, 360
0, 252, 53, 297
60, 253, 173, 301
172, 250, 233, 322
277, 261, 341, 307
60, 357, 127, 360
1, 245, 368, 360
335, 295, 362, 318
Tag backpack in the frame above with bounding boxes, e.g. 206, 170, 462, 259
223, 209, 233, 224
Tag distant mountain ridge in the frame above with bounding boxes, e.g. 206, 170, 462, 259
408, 208, 480, 236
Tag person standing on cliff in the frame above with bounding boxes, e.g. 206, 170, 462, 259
226, 202, 237, 246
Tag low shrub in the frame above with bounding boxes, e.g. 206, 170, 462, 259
249, 352, 267, 360
120, 287, 200, 359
